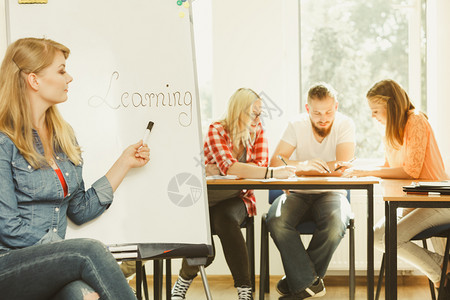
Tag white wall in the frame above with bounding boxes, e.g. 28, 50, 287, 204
211, 0, 300, 155
0, 0, 7, 55
427, 0, 450, 172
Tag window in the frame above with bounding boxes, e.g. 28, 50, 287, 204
299, 0, 427, 158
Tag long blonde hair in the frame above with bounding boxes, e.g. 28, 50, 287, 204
366, 79, 416, 149
0, 37, 81, 168
220, 88, 260, 149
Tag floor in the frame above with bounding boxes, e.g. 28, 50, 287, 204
130, 275, 434, 300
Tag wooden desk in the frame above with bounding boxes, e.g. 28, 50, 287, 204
382, 179, 450, 300
208, 177, 379, 300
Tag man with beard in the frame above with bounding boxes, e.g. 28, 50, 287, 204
266, 82, 355, 299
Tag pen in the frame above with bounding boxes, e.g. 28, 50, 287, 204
322, 165, 331, 173
278, 155, 288, 166
142, 121, 154, 145
334, 157, 356, 171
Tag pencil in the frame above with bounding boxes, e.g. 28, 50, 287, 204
277, 155, 288, 166
323, 165, 332, 173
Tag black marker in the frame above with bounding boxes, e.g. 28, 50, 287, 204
142, 121, 154, 144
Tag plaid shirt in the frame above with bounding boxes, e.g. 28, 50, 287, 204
204, 121, 268, 216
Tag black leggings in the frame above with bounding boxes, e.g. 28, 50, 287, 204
179, 197, 250, 287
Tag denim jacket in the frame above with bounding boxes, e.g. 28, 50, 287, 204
0, 131, 113, 251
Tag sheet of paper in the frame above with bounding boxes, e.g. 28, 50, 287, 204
417, 181, 450, 187
112, 252, 138, 259
206, 175, 240, 180
108, 244, 138, 252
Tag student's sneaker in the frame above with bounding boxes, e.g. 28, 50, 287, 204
237, 286, 253, 300
276, 276, 290, 295
279, 279, 326, 299
171, 276, 193, 300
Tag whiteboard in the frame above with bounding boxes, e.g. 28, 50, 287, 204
6, 0, 211, 248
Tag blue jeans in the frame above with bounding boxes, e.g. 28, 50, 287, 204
266, 192, 351, 293
0, 238, 137, 300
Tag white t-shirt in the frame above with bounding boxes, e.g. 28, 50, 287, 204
281, 112, 355, 194
281, 111, 355, 161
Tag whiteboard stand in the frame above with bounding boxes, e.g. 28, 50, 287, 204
199, 265, 213, 300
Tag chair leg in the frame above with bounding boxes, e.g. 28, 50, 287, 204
375, 253, 385, 300
142, 264, 149, 300
349, 218, 355, 300
265, 244, 270, 294
259, 214, 269, 300
437, 236, 450, 300
421, 240, 437, 300
246, 217, 256, 291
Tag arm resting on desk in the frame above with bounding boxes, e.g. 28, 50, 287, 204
345, 166, 412, 179
227, 162, 267, 178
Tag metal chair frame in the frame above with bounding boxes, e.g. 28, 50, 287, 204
259, 190, 355, 300
375, 226, 450, 300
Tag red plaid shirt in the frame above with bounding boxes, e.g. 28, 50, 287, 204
204, 121, 268, 216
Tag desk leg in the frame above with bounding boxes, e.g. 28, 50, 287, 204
385, 202, 390, 299
166, 259, 172, 300
367, 186, 374, 300
385, 202, 397, 300
154, 260, 163, 300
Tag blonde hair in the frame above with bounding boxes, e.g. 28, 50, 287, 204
0, 37, 81, 168
220, 88, 260, 149
366, 79, 416, 149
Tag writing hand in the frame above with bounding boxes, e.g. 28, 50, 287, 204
105, 140, 150, 192
300, 158, 331, 173
129, 140, 150, 168
272, 165, 296, 179
334, 157, 356, 172
205, 164, 220, 176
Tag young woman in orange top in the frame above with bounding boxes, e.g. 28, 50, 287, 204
344, 79, 448, 287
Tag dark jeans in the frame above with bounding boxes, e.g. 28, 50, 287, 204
0, 238, 137, 300
266, 192, 351, 293
180, 197, 250, 287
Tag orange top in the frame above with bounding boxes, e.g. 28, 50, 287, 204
384, 111, 448, 180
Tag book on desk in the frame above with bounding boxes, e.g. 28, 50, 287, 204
403, 181, 450, 195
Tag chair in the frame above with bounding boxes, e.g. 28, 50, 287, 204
145, 215, 255, 300
259, 190, 355, 300
375, 224, 450, 300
